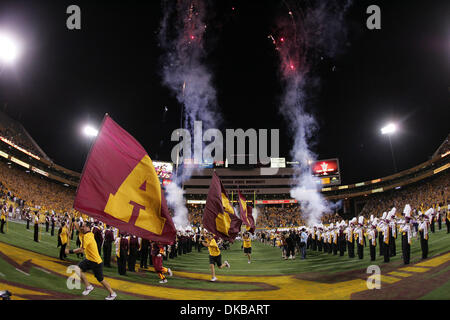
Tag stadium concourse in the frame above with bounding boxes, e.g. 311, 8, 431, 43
0, 121, 449, 299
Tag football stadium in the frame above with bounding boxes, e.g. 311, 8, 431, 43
0, 0, 449, 310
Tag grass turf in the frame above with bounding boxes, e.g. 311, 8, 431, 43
1, 220, 449, 299
0, 221, 261, 291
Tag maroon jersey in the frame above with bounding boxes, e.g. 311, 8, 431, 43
129, 235, 139, 249
92, 226, 103, 243
119, 237, 129, 252
104, 229, 114, 243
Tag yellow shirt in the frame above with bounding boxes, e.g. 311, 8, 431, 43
60, 226, 68, 245
81, 232, 102, 264
207, 239, 220, 256
243, 237, 251, 248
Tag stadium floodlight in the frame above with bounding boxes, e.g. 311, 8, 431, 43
380, 123, 397, 135
380, 122, 398, 173
83, 125, 98, 138
0, 32, 21, 65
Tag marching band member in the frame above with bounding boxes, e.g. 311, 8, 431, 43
33, 211, 40, 242
430, 207, 436, 233
355, 216, 365, 259
378, 212, 387, 256
115, 231, 128, 275
419, 210, 431, 259
323, 227, 330, 254
128, 233, 139, 272
368, 219, 377, 261
45, 214, 50, 233
328, 226, 333, 254
312, 226, 317, 251
317, 225, 323, 252
380, 214, 390, 262
103, 225, 115, 268
437, 206, 442, 230
338, 221, 346, 256
345, 218, 355, 258
387, 208, 397, 257
446, 204, 450, 234
25, 210, 30, 229
92, 221, 103, 256
331, 224, 338, 255
50, 213, 56, 236
401, 204, 413, 265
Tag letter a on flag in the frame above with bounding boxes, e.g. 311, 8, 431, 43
238, 190, 255, 233
203, 172, 242, 241
73, 115, 176, 244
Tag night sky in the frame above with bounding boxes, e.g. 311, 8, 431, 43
0, 0, 449, 185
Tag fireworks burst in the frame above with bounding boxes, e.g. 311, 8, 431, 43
271, 0, 353, 225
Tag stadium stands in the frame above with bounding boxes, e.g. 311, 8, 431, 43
0, 159, 75, 214
0, 110, 49, 160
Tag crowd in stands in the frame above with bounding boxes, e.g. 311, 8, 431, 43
0, 125, 42, 158
433, 133, 450, 158
0, 160, 75, 214
359, 171, 449, 222
257, 204, 307, 228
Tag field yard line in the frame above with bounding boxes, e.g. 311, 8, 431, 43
15, 268, 30, 276
34, 266, 51, 274
0, 272, 4, 277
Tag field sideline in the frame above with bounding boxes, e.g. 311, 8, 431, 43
0, 220, 449, 300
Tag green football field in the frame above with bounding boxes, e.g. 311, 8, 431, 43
0, 220, 449, 300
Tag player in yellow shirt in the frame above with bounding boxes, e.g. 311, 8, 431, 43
59, 222, 69, 260
202, 233, 230, 282
0, 209, 6, 234
66, 221, 117, 300
242, 232, 252, 264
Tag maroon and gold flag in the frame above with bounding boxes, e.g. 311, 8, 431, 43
73, 115, 176, 244
238, 190, 255, 233
203, 172, 242, 241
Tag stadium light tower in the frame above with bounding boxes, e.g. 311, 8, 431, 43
0, 32, 21, 65
380, 123, 398, 173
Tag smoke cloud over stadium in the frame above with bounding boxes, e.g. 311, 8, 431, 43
272, 1, 351, 225
159, 0, 221, 228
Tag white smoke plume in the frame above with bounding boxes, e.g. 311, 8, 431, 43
273, 0, 352, 226
165, 181, 189, 229
159, 0, 221, 226
252, 206, 259, 225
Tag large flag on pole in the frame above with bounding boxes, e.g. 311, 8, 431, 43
238, 190, 255, 233
203, 172, 242, 241
73, 115, 176, 244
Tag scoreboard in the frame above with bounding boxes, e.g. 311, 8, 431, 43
153, 161, 173, 186
311, 158, 341, 186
